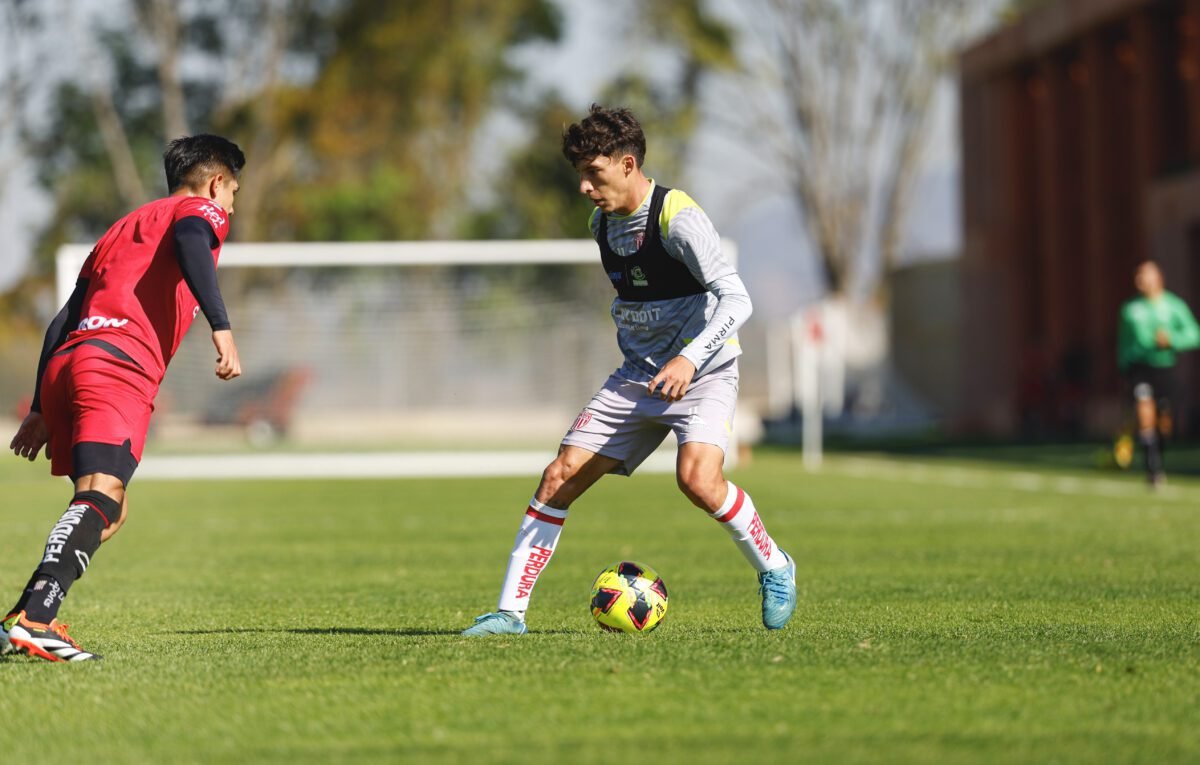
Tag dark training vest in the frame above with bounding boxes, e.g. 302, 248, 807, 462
598, 184, 708, 302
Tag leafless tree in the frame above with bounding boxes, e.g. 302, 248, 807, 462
208, 0, 302, 241
719, 0, 998, 298
136, 0, 190, 141
63, 0, 313, 232
0, 0, 44, 198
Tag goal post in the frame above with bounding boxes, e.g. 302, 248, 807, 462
54, 239, 741, 470
55, 240, 621, 305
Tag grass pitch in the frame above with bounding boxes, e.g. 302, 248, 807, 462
1, 448, 1198, 764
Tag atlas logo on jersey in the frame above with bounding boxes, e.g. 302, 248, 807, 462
78, 315, 129, 331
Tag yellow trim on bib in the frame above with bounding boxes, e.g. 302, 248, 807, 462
660, 189, 702, 240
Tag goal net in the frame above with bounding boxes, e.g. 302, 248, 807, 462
55, 240, 741, 469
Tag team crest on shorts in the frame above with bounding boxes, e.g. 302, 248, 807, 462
571, 411, 593, 431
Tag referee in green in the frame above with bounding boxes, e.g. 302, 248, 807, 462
1117, 260, 1200, 486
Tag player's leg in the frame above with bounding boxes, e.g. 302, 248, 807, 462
668, 363, 796, 629
1152, 363, 1176, 484
6, 347, 147, 661
3, 484, 129, 656
1132, 376, 1164, 486
101, 491, 130, 543
6, 471, 125, 662
465, 377, 655, 636
463, 446, 620, 636
676, 442, 796, 630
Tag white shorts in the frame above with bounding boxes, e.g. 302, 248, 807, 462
561, 360, 738, 476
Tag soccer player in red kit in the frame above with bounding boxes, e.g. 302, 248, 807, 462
3, 134, 245, 661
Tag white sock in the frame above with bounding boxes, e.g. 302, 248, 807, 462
709, 481, 785, 573
496, 498, 568, 615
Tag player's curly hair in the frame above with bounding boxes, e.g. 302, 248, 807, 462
164, 134, 246, 192
562, 104, 646, 168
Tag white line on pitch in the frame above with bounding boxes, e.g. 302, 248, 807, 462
134, 449, 679, 481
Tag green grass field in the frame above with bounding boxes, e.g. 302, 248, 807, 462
1, 448, 1198, 764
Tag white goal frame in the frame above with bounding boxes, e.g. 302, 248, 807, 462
54, 238, 741, 478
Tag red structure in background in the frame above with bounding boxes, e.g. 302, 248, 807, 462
961, 0, 1200, 438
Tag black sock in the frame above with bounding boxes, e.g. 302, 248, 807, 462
1139, 429, 1164, 478
7, 572, 42, 618
22, 575, 66, 624
19, 491, 118, 624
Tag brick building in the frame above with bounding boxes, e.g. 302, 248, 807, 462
960, 0, 1200, 436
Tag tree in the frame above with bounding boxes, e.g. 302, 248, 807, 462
14, 0, 562, 293
1003, 0, 1053, 20
719, 0, 999, 299
20, 0, 340, 286
0, 0, 43, 199
467, 0, 736, 241
268, 0, 562, 243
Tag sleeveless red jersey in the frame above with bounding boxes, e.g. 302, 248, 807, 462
63, 195, 230, 383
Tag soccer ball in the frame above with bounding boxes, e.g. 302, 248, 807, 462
589, 561, 669, 634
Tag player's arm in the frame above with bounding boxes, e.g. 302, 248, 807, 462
174, 216, 241, 380
10, 278, 88, 460
1123, 304, 1159, 352
1168, 297, 1200, 352
649, 201, 752, 401
678, 274, 753, 371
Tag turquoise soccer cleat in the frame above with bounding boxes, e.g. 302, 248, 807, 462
758, 551, 797, 630
461, 611, 528, 637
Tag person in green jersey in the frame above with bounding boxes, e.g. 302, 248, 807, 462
1117, 260, 1200, 486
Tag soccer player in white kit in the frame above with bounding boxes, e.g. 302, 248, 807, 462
463, 105, 796, 635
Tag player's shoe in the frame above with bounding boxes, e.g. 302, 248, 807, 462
461, 611, 528, 637
758, 551, 797, 630
7, 612, 101, 662
1, 612, 18, 655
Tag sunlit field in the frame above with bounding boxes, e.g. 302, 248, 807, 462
1, 448, 1197, 764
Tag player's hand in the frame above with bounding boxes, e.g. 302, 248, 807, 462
647, 356, 697, 402
212, 329, 242, 381
10, 411, 49, 462
1155, 328, 1171, 348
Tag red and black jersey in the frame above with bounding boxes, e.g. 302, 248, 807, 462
62, 196, 230, 383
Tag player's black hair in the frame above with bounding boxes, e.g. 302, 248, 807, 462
562, 104, 646, 168
163, 134, 246, 192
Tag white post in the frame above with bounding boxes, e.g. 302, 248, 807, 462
793, 310, 823, 471
56, 245, 91, 307
767, 320, 793, 418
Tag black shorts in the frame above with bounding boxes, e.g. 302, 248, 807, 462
1125, 363, 1174, 407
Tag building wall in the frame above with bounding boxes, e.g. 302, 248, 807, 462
960, 0, 1200, 437
890, 260, 962, 420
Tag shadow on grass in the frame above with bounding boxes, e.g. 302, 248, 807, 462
170, 627, 577, 637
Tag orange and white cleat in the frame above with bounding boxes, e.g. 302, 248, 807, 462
7, 612, 101, 662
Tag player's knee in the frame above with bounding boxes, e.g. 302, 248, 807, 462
676, 465, 723, 511
100, 498, 129, 544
